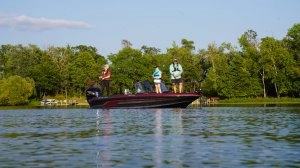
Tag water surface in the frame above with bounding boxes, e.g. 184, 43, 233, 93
0, 107, 299, 167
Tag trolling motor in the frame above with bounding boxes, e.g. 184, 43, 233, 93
195, 89, 202, 95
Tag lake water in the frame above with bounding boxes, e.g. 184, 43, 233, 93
0, 106, 299, 167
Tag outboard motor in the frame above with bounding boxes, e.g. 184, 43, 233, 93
86, 86, 102, 100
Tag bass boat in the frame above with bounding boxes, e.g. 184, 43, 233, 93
86, 81, 201, 109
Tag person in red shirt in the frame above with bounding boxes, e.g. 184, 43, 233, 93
99, 64, 111, 96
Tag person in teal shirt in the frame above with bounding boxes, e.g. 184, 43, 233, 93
169, 58, 183, 93
152, 65, 162, 93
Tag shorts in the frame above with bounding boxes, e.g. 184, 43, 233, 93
171, 78, 182, 84
154, 79, 161, 84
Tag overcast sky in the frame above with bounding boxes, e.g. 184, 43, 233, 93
1, 0, 299, 56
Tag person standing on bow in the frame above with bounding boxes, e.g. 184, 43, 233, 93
152, 65, 162, 93
99, 64, 111, 96
169, 58, 183, 93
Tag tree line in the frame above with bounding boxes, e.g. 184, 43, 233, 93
0, 23, 299, 105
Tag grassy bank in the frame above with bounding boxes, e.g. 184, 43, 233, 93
216, 97, 300, 104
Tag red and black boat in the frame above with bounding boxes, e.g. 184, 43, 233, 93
86, 81, 201, 108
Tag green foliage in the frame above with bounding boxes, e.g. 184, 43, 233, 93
260, 37, 294, 97
0, 76, 35, 105
1, 44, 43, 77
69, 51, 98, 93
284, 23, 300, 97
285, 23, 300, 61
0, 23, 300, 104
141, 45, 161, 55
30, 52, 60, 97
47, 46, 72, 95
109, 48, 152, 93
201, 41, 262, 98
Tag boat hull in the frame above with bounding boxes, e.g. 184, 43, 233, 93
87, 92, 201, 109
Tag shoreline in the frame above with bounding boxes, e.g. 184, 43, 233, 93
192, 97, 300, 105
1, 97, 300, 108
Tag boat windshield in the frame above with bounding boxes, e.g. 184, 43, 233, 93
134, 81, 154, 93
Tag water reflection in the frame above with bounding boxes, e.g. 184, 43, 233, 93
172, 108, 183, 135
96, 109, 112, 168
154, 109, 162, 166
94, 108, 188, 167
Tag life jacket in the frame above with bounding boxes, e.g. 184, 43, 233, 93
101, 69, 110, 80
153, 70, 161, 79
172, 63, 180, 72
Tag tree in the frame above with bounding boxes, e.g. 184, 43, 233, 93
45, 46, 73, 97
30, 52, 60, 97
198, 43, 220, 96
0, 75, 35, 105
284, 23, 300, 97
0, 44, 14, 79
219, 55, 262, 98
260, 37, 294, 97
285, 23, 300, 63
71, 45, 101, 60
3, 44, 43, 78
239, 30, 264, 97
141, 45, 161, 55
122, 39, 132, 48
199, 41, 262, 98
108, 47, 152, 94
69, 51, 98, 97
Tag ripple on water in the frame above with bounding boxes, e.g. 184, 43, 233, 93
0, 107, 299, 167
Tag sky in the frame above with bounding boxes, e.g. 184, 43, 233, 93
0, 0, 299, 56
